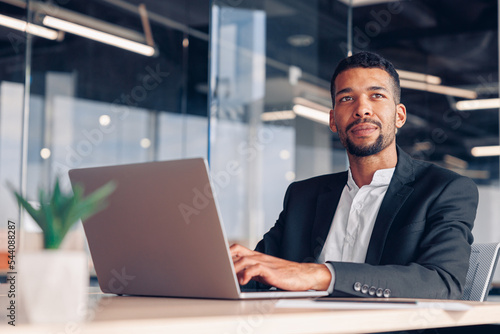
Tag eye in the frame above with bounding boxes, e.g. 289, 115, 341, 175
339, 96, 352, 103
372, 93, 385, 99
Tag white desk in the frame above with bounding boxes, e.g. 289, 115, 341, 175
1, 286, 500, 334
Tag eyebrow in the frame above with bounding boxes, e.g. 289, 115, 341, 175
368, 86, 389, 93
335, 86, 389, 97
335, 87, 352, 97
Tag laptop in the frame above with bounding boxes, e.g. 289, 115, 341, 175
69, 158, 328, 299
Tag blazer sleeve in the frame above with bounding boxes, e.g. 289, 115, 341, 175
329, 175, 478, 299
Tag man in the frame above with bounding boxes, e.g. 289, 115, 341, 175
230, 51, 478, 299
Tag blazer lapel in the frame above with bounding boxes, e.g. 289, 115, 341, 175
365, 147, 415, 265
311, 172, 347, 260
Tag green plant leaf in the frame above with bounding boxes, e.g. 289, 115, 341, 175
7, 180, 47, 234
10, 178, 116, 249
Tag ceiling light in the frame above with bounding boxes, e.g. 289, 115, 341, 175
443, 154, 468, 169
400, 79, 477, 99
293, 97, 330, 113
99, 114, 111, 126
140, 138, 152, 148
40, 148, 51, 159
412, 141, 433, 152
261, 110, 296, 122
471, 145, 500, 157
396, 69, 441, 85
455, 98, 500, 111
338, 0, 400, 6
279, 150, 291, 160
291, 98, 331, 125
43, 16, 155, 56
293, 105, 329, 125
285, 171, 296, 181
0, 14, 59, 40
287, 34, 314, 47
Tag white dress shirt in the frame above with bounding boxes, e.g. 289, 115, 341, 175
318, 167, 395, 292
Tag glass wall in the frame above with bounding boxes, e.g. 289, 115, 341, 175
210, 0, 349, 246
0, 0, 210, 258
0, 0, 28, 270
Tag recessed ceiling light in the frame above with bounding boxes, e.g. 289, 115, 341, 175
140, 138, 151, 149
40, 148, 51, 159
99, 114, 111, 126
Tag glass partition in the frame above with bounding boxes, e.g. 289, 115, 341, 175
0, 0, 28, 270
0, 0, 210, 256
209, 0, 349, 245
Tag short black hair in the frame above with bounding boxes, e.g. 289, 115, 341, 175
330, 51, 401, 108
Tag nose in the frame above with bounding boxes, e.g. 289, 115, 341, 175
354, 96, 373, 118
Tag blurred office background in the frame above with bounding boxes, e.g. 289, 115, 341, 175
0, 0, 498, 283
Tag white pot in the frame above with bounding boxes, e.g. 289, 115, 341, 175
17, 250, 88, 324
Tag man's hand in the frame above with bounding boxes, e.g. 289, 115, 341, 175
230, 244, 331, 291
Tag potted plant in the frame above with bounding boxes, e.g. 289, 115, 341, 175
11, 178, 115, 324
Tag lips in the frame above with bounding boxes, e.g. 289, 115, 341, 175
350, 123, 378, 137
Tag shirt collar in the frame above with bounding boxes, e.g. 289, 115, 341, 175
347, 167, 395, 190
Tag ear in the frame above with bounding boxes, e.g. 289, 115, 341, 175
395, 104, 406, 129
329, 110, 338, 133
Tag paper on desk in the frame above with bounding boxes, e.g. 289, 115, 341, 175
275, 299, 472, 311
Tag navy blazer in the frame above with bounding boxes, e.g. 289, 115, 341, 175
252, 147, 478, 299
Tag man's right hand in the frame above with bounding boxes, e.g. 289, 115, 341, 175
230, 244, 331, 291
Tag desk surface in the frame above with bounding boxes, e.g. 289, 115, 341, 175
1, 286, 500, 334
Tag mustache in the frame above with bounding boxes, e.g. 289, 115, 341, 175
346, 119, 382, 132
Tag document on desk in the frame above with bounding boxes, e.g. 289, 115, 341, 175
275, 299, 472, 311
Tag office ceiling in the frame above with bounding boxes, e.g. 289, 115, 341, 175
0, 0, 498, 179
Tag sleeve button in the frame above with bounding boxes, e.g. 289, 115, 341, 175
361, 284, 369, 294
376, 288, 384, 297
383, 289, 391, 298
368, 286, 377, 296
354, 282, 362, 292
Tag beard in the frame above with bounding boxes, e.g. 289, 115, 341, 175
345, 132, 385, 157
338, 118, 395, 157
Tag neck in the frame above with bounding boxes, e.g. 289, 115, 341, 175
347, 144, 398, 187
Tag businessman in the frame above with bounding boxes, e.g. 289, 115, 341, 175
230, 51, 478, 299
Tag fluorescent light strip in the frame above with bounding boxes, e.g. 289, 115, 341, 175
293, 105, 329, 125
43, 16, 155, 57
400, 79, 478, 99
397, 69, 441, 85
456, 98, 500, 111
471, 145, 500, 157
261, 110, 296, 122
0, 14, 59, 40
293, 97, 331, 113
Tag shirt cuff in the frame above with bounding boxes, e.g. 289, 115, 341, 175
324, 262, 336, 294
